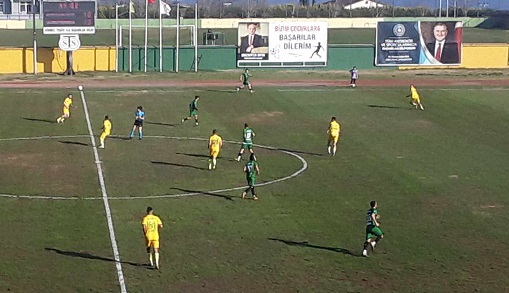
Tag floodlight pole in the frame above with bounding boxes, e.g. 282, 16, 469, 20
32, 0, 37, 74
194, 1, 198, 72
176, 2, 179, 73
115, 3, 119, 73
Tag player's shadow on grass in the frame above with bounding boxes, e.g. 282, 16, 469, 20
23, 117, 55, 124
172, 187, 234, 201
151, 160, 208, 171
176, 152, 210, 159
145, 121, 178, 127
367, 105, 406, 109
268, 238, 358, 257
58, 140, 89, 147
45, 247, 147, 268
277, 148, 323, 157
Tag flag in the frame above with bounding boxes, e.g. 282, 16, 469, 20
160, 1, 171, 16
129, 0, 135, 13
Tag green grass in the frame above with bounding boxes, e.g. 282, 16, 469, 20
1, 79, 509, 292
0, 27, 506, 47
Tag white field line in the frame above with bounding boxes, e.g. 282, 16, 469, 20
0, 136, 308, 201
79, 89, 127, 293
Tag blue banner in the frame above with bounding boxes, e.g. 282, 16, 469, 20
376, 21, 462, 66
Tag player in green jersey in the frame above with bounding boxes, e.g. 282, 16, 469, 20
362, 200, 384, 257
236, 123, 256, 162
236, 68, 253, 93
241, 154, 260, 200
181, 96, 200, 126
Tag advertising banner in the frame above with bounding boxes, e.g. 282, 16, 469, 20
376, 21, 462, 66
237, 21, 328, 67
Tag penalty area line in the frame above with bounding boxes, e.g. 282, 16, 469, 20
79, 89, 127, 293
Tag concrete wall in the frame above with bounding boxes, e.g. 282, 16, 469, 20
0, 17, 489, 30
0, 47, 115, 73
201, 17, 483, 29
0, 44, 507, 74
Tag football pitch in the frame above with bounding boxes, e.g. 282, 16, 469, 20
1, 75, 509, 292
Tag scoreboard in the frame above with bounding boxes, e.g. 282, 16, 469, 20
43, 1, 96, 35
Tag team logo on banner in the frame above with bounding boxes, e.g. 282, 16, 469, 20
392, 24, 405, 37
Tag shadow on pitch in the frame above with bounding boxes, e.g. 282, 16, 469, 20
268, 238, 358, 257
23, 117, 55, 124
58, 140, 89, 147
277, 148, 323, 157
367, 104, 406, 109
172, 187, 234, 201
45, 248, 148, 268
151, 160, 208, 171
176, 152, 210, 159
145, 121, 178, 127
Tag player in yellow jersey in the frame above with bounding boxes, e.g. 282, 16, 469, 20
406, 84, 424, 111
56, 94, 76, 123
99, 115, 112, 149
208, 129, 223, 170
142, 207, 163, 269
327, 116, 341, 156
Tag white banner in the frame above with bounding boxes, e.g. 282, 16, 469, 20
237, 21, 328, 67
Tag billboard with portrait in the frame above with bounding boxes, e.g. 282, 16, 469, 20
237, 22, 328, 67
375, 21, 462, 66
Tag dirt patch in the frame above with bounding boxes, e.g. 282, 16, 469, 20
243, 111, 284, 123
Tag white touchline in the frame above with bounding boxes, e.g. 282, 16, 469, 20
79, 89, 128, 293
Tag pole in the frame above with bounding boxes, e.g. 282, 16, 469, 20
159, 0, 163, 72
115, 3, 119, 73
446, 0, 449, 17
454, 0, 457, 17
176, 2, 179, 73
247, 0, 250, 18
144, 0, 149, 72
32, 0, 37, 74
129, 0, 133, 73
194, 2, 198, 72
439, 0, 442, 17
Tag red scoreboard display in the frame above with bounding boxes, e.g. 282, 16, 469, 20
43, 1, 96, 34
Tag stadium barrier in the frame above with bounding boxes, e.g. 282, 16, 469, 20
0, 44, 507, 74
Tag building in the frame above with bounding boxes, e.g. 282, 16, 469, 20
0, 0, 39, 18
332, 0, 386, 10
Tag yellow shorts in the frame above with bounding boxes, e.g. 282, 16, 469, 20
210, 149, 219, 158
100, 131, 110, 140
411, 96, 421, 103
146, 238, 160, 249
329, 134, 339, 144
63, 108, 70, 117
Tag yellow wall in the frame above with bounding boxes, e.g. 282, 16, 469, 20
0, 47, 115, 74
0, 20, 25, 29
399, 44, 509, 70
461, 44, 509, 68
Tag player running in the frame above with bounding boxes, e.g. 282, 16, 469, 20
241, 153, 260, 200
236, 68, 253, 93
181, 96, 200, 126
208, 129, 223, 170
129, 106, 145, 139
327, 116, 341, 156
56, 94, 76, 124
98, 115, 112, 149
406, 84, 425, 111
142, 207, 163, 269
362, 200, 384, 257
236, 123, 256, 162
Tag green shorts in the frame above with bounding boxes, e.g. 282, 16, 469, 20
242, 142, 253, 150
189, 110, 197, 117
246, 176, 256, 186
366, 225, 383, 240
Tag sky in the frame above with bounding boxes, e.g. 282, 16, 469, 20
259, 0, 508, 10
